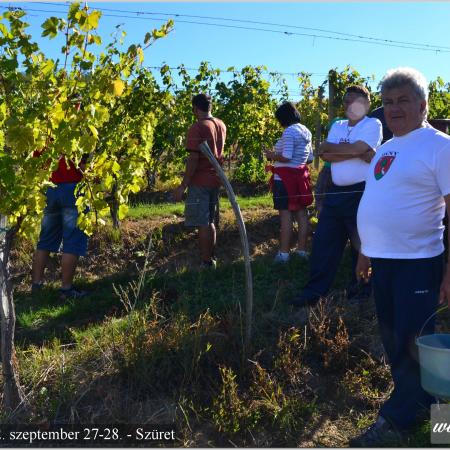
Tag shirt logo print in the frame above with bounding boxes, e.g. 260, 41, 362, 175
374, 155, 396, 180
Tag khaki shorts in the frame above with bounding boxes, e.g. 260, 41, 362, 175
184, 185, 219, 227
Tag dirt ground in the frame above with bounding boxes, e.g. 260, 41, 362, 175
12, 206, 283, 289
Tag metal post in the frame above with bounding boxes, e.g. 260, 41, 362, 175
198, 141, 253, 351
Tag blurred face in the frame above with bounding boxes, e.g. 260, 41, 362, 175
343, 92, 370, 122
382, 84, 426, 136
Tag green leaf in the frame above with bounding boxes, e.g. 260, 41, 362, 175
127, 44, 137, 56
40, 59, 54, 76
111, 161, 121, 174
68, 2, 81, 18
129, 183, 141, 194
41, 17, 59, 39
118, 203, 128, 220
0, 23, 11, 38
111, 79, 124, 96
152, 29, 166, 39
136, 47, 144, 64
79, 60, 93, 70
88, 124, 98, 139
92, 34, 102, 45
103, 174, 114, 190
86, 10, 102, 30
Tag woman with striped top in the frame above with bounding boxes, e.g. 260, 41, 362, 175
265, 102, 314, 263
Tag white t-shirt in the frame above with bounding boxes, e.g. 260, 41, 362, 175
327, 116, 383, 186
274, 123, 312, 180
357, 127, 450, 259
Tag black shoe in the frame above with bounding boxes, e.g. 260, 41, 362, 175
59, 286, 89, 300
349, 416, 405, 447
288, 293, 320, 308
200, 259, 217, 270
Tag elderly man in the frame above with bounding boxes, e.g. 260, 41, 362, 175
353, 67, 450, 446
289, 85, 382, 307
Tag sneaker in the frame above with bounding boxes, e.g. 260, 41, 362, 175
349, 416, 405, 447
287, 292, 320, 308
31, 282, 44, 294
293, 250, 309, 259
274, 251, 290, 263
201, 259, 217, 270
59, 286, 88, 300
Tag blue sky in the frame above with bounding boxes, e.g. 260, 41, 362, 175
3, 1, 450, 98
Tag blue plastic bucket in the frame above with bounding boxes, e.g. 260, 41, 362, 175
416, 307, 450, 400
416, 333, 450, 401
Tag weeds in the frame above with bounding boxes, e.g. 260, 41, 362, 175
308, 299, 350, 371
113, 234, 155, 313
212, 366, 251, 434
341, 355, 392, 408
250, 361, 315, 435
273, 327, 305, 385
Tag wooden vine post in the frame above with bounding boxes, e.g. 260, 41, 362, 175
198, 141, 253, 350
0, 215, 26, 416
328, 69, 337, 123
314, 85, 324, 170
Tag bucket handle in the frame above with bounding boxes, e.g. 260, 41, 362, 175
418, 305, 449, 339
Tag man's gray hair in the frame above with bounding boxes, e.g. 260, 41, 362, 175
380, 67, 429, 102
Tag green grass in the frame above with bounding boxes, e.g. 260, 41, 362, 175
127, 193, 273, 219
15, 251, 311, 346
127, 202, 184, 219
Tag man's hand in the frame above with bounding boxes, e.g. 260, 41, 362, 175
172, 184, 186, 202
320, 140, 371, 156
319, 140, 373, 163
439, 268, 450, 308
359, 149, 376, 163
356, 253, 372, 283
353, 140, 371, 152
